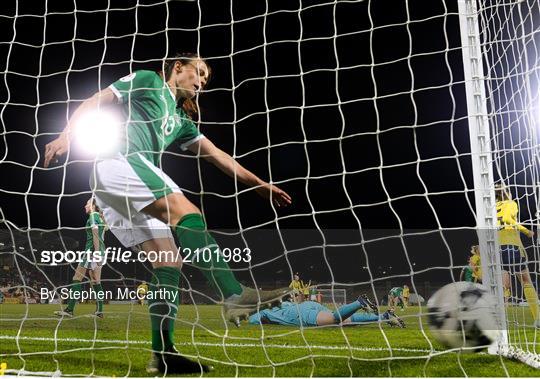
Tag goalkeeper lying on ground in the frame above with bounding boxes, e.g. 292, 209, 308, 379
248, 295, 405, 328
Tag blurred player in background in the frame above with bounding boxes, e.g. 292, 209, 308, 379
309, 284, 317, 302
388, 287, 405, 311
137, 281, 149, 305
302, 279, 311, 303
495, 184, 539, 327
469, 245, 482, 283
460, 257, 475, 283
289, 273, 303, 302
402, 285, 410, 307
54, 198, 107, 318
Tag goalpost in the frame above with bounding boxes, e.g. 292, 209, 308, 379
459, 0, 540, 368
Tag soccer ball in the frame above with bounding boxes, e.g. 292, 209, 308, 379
427, 281, 501, 351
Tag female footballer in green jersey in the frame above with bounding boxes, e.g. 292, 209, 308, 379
54, 198, 107, 318
460, 258, 475, 283
44, 53, 292, 374
388, 287, 405, 310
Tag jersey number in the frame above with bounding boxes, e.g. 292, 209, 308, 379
162, 115, 175, 136
119, 72, 136, 82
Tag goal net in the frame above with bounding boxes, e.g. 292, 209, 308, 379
317, 288, 347, 305
1, 0, 539, 376
466, 0, 540, 367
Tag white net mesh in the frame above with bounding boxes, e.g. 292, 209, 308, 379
316, 288, 347, 305
476, 0, 540, 367
0, 0, 539, 376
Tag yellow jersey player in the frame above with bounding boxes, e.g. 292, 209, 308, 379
137, 281, 149, 305
289, 274, 303, 302
495, 184, 539, 327
402, 285, 410, 307
302, 280, 311, 302
469, 245, 482, 283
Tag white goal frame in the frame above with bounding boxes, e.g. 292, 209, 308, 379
316, 288, 347, 305
458, 0, 540, 368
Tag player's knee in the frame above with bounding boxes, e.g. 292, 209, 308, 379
149, 195, 201, 225
171, 204, 202, 226
159, 208, 183, 225
152, 260, 182, 270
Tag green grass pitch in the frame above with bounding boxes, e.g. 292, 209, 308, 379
1, 304, 539, 377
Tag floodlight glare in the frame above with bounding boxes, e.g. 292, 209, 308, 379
74, 110, 121, 156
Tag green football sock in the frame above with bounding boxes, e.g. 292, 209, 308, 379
66, 280, 81, 312
148, 267, 180, 352
175, 213, 242, 299
92, 283, 104, 312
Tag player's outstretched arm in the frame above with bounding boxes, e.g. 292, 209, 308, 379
188, 138, 292, 207
43, 88, 117, 167
518, 224, 534, 238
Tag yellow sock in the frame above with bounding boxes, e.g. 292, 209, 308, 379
504, 287, 511, 301
523, 284, 539, 321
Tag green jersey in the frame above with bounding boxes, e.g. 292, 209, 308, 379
389, 287, 403, 297
85, 212, 106, 252
462, 266, 474, 282
109, 70, 202, 165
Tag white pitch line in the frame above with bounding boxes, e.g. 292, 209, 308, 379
0, 334, 434, 354
0, 335, 148, 345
